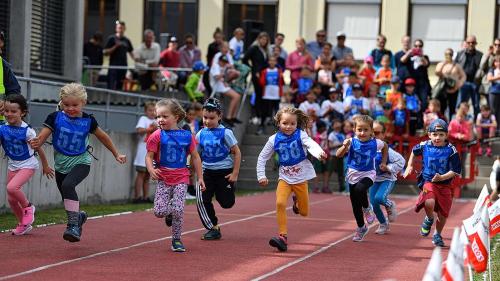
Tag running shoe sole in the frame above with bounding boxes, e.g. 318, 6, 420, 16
63, 232, 80, 243
269, 237, 287, 251
12, 225, 33, 236
352, 228, 368, 242
171, 246, 186, 252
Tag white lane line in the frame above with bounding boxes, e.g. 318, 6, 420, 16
251, 205, 416, 281
0, 197, 336, 280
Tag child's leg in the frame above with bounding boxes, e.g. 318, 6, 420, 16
276, 180, 293, 235
170, 183, 188, 240
335, 157, 345, 192
322, 170, 330, 190
56, 164, 91, 225
489, 126, 496, 138
197, 171, 217, 229
134, 170, 146, 199
435, 212, 447, 235
291, 181, 309, 217
349, 178, 374, 227
142, 171, 150, 198
368, 182, 385, 224
153, 181, 173, 218
224, 89, 241, 119
370, 181, 396, 224
423, 198, 436, 220
6, 169, 36, 222
214, 170, 236, 210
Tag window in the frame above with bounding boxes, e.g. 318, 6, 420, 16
326, 0, 381, 60
144, 0, 198, 47
410, 0, 467, 62
84, 0, 119, 42
224, 0, 278, 48
0, 0, 10, 60
30, 0, 65, 75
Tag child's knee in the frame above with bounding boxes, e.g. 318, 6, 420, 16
276, 199, 287, 211
6, 184, 18, 195
219, 199, 235, 209
373, 195, 385, 205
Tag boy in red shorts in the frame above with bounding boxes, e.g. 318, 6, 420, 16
403, 119, 461, 247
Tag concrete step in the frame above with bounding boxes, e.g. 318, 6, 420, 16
241, 144, 268, 155
238, 166, 278, 180
241, 134, 273, 146
245, 124, 277, 135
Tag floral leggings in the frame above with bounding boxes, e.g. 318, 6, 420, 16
154, 181, 187, 240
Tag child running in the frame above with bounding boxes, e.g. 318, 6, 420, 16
336, 114, 388, 242
370, 121, 405, 234
0, 94, 54, 235
403, 119, 461, 247
145, 98, 205, 252
196, 98, 241, 240
30, 83, 126, 242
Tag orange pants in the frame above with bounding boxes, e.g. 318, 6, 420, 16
276, 180, 309, 235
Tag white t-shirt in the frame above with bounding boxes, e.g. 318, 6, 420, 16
263, 68, 280, 100
229, 37, 244, 61
134, 116, 156, 167
256, 130, 324, 184
327, 131, 344, 156
4, 122, 39, 171
346, 138, 385, 184
299, 101, 321, 117
320, 99, 344, 117
211, 52, 234, 68
318, 69, 333, 85
343, 96, 369, 119
209, 63, 231, 93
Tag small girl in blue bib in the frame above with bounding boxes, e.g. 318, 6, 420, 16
336, 114, 388, 242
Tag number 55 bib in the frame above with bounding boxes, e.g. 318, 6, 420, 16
274, 129, 306, 166
53, 112, 91, 156
0, 125, 31, 161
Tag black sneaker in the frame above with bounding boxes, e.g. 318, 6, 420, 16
63, 224, 81, 243
231, 118, 243, 124
292, 195, 299, 214
78, 211, 88, 236
171, 239, 186, 252
269, 235, 288, 252
165, 214, 173, 227
202, 228, 222, 240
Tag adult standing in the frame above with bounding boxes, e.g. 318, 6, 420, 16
160, 37, 180, 67
454, 35, 483, 116
306, 30, 327, 60
134, 29, 161, 90
83, 32, 103, 86
478, 38, 500, 95
103, 20, 134, 90
204, 28, 225, 94
286, 37, 314, 86
269, 33, 288, 60
394, 36, 411, 86
242, 32, 270, 130
401, 39, 431, 110
332, 31, 353, 68
178, 33, 202, 84
435, 48, 466, 120
370, 34, 394, 70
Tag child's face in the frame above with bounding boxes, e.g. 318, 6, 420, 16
145, 105, 156, 119
494, 59, 500, 68
391, 82, 399, 89
195, 108, 203, 118
273, 47, 281, 57
481, 109, 491, 118
156, 106, 179, 130
405, 85, 415, 94
353, 89, 362, 98
329, 92, 338, 101
333, 121, 342, 131
202, 109, 221, 129
300, 68, 311, 77
317, 126, 326, 133
306, 92, 317, 102
4, 102, 24, 125
373, 123, 384, 140
268, 58, 277, 68
343, 122, 353, 134
381, 58, 389, 67
354, 121, 373, 141
313, 86, 322, 95
428, 131, 447, 146
348, 75, 357, 84
61, 96, 86, 117
278, 113, 298, 136
186, 109, 196, 122
369, 88, 378, 98
396, 101, 405, 110
429, 103, 439, 113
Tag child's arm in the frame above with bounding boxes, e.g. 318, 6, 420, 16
403, 151, 416, 178
36, 148, 55, 179
256, 138, 274, 186
93, 127, 126, 163
302, 132, 327, 160
184, 75, 198, 102
226, 145, 241, 183
190, 149, 205, 191
431, 171, 457, 183
335, 138, 351, 158
381, 149, 405, 175
379, 141, 389, 171
145, 151, 160, 180
29, 127, 52, 149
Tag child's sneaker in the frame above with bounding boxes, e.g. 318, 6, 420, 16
202, 227, 221, 240
486, 147, 492, 157
432, 233, 445, 247
165, 214, 173, 227
363, 206, 375, 225
21, 204, 35, 226
385, 200, 397, 222
352, 225, 369, 242
478, 146, 483, 156
78, 211, 88, 236
375, 223, 390, 235
12, 224, 32, 236
420, 216, 434, 237
269, 234, 288, 251
171, 239, 186, 252
63, 224, 81, 242
292, 195, 299, 214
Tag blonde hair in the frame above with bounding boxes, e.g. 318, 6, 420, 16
274, 106, 309, 130
156, 98, 186, 121
352, 114, 374, 129
144, 101, 156, 111
59, 83, 87, 101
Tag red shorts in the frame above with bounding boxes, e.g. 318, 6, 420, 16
415, 182, 453, 218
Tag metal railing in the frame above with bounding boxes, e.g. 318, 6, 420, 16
83, 64, 192, 72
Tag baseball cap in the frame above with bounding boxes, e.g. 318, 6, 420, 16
352, 83, 363, 91
405, 78, 416, 86
364, 56, 374, 64
203, 97, 222, 112
428, 119, 448, 133
336, 31, 346, 38
169, 36, 177, 43
382, 102, 392, 110
329, 87, 340, 94
390, 76, 400, 84
192, 61, 208, 71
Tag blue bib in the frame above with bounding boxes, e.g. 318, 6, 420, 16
199, 128, 230, 163
345, 86, 353, 98
405, 94, 419, 112
373, 109, 384, 119
421, 142, 454, 182
394, 109, 406, 127
159, 130, 192, 168
274, 129, 306, 166
53, 112, 91, 156
349, 98, 363, 116
265, 70, 279, 86
0, 125, 31, 161
346, 138, 378, 171
234, 46, 242, 61
297, 78, 313, 95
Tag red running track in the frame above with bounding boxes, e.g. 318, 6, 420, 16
0, 192, 474, 281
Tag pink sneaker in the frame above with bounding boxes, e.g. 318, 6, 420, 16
486, 147, 492, 157
12, 224, 33, 236
21, 205, 35, 226
363, 206, 375, 225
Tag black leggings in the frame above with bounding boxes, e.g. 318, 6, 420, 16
55, 164, 91, 202
349, 177, 374, 227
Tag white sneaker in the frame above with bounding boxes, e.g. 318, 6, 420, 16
385, 200, 397, 222
375, 223, 390, 235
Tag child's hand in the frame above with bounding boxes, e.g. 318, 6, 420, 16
431, 173, 442, 182
342, 138, 351, 148
43, 166, 55, 179
225, 172, 239, 183
28, 137, 41, 149
403, 166, 413, 178
148, 168, 161, 180
379, 163, 389, 172
319, 151, 328, 161
115, 154, 127, 164
198, 178, 206, 191
258, 178, 269, 187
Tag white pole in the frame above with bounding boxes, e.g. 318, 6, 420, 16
488, 241, 492, 281
468, 263, 473, 281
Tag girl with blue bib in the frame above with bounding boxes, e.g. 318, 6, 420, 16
146, 99, 205, 252
31, 83, 126, 243
257, 107, 327, 252
195, 98, 241, 240
1, 94, 53, 235
336, 115, 388, 242
369, 121, 405, 235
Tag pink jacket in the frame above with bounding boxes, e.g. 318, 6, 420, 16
286, 51, 314, 83
448, 118, 473, 142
